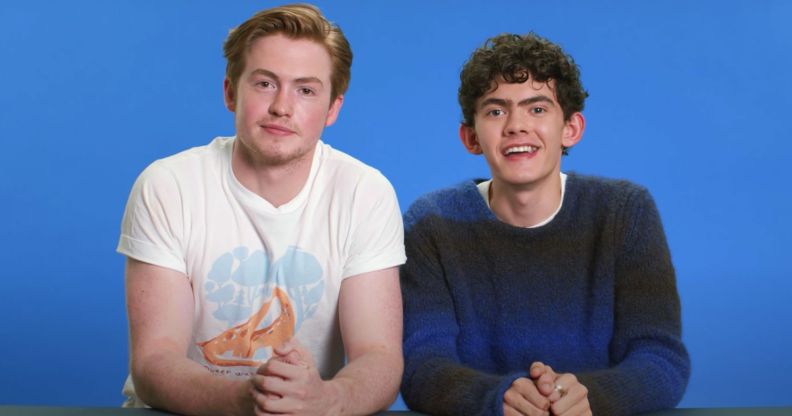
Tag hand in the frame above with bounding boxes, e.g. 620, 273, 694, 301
249, 339, 339, 416
529, 362, 591, 416
503, 377, 551, 416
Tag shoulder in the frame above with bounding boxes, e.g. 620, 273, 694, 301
136, 137, 230, 187
317, 142, 396, 194
403, 180, 484, 230
567, 172, 653, 208
319, 142, 388, 182
568, 172, 648, 196
565, 173, 661, 235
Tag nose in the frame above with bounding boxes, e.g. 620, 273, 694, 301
269, 89, 292, 117
504, 111, 529, 136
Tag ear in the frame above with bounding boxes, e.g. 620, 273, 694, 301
459, 124, 483, 155
223, 78, 236, 112
561, 112, 585, 149
324, 95, 344, 127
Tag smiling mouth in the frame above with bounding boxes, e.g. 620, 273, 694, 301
504, 145, 538, 156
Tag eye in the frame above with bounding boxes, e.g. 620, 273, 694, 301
256, 80, 275, 89
298, 87, 316, 96
531, 107, 546, 114
486, 108, 505, 117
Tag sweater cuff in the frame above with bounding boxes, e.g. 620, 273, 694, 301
492, 371, 530, 416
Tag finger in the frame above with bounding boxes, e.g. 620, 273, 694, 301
255, 412, 282, 416
248, 375, 280, 401
255, 356, 303, 376
529, 361, 547, 379
258, 358, 306, 380
546, 372, 570, 404
273, 338, 303, 357
275, 338, 316, 368
535, 369, 557, 397
291, 341, 316, 368
251, 388, 280, 415
550, 374, 588, 415
503, 403, 525, 416
275, 349, 304, 366
255, 403, 289, 416
554, 396, 591, 416
551, 384, 588, 416
504, 389, 549, 416
251, 374, 291, 396
505, 378, 550, 414
274, 338, 298, 355
255, 360, 269, 375
257, 395, 302, 414
254, 406, 280, 416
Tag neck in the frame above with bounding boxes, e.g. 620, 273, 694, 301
231, 141, 315, 208
489, 173, 562, 227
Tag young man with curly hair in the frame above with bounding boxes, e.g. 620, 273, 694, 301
400, 33, 690, 416
118, 4, 405, 415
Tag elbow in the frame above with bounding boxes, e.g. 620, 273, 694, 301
399, 359, 424, 411
128, 351, 172, 409
648, 347, 692, 411
666, 350, 692, 408
128, 357, 157, 407
382, 352, 405, 409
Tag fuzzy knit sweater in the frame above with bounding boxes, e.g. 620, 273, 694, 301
400, 173, 690, 416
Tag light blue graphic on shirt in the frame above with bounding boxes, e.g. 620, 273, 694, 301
198, 246, 324, 367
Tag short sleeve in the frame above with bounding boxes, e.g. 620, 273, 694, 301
117, 162, 186, 274
341, 171, 406, 278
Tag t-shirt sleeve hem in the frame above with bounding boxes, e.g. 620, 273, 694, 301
341, 253, 406, 279
117, 234, 186, 275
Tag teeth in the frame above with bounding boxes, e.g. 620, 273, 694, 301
505, 145, 537, 155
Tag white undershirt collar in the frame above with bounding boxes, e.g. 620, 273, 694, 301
476, 172, 567, 228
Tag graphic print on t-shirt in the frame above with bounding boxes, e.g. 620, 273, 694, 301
197, 246, 324, 367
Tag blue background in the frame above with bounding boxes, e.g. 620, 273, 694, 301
1, 0, 790, 409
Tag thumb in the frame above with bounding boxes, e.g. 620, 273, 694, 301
529, 361, 547, 379
274, 338, 313, 367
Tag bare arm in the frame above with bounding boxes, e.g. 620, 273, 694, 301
330, 266, 404, 413
126, 258, 254, 416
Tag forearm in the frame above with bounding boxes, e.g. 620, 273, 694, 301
575, 348, 690, 416
402, 356, 524, 416
325, 347, 403, 416
132, 350, 251, 416
585, 187, 690, 414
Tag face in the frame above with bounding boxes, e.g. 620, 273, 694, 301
460, 78, 584, 191
224, 34, 343, 168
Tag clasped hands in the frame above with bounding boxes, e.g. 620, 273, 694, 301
243, 339, 337, 416
503, 362, 591, 416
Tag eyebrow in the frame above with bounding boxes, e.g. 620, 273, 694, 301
478, 95, 555, 110
249, 68, 324, 86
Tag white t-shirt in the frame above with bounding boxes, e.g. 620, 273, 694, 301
477, 172, 567, 228
117, 137, 406, 405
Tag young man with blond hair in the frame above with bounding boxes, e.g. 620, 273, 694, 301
400, 33, 690, 416
118, 4, 405, 415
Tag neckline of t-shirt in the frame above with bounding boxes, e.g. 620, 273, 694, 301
224, 137, 323, 215
476, 172, 568, 228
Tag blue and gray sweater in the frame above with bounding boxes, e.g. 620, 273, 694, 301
400, 173, 690, 416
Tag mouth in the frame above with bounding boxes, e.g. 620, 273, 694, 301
503, 145, 539, 156
261, 123, 295, 136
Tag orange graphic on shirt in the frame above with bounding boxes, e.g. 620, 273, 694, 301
197, 286, 294, 367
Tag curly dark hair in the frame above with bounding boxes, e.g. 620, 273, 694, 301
459, 33, 588, 127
